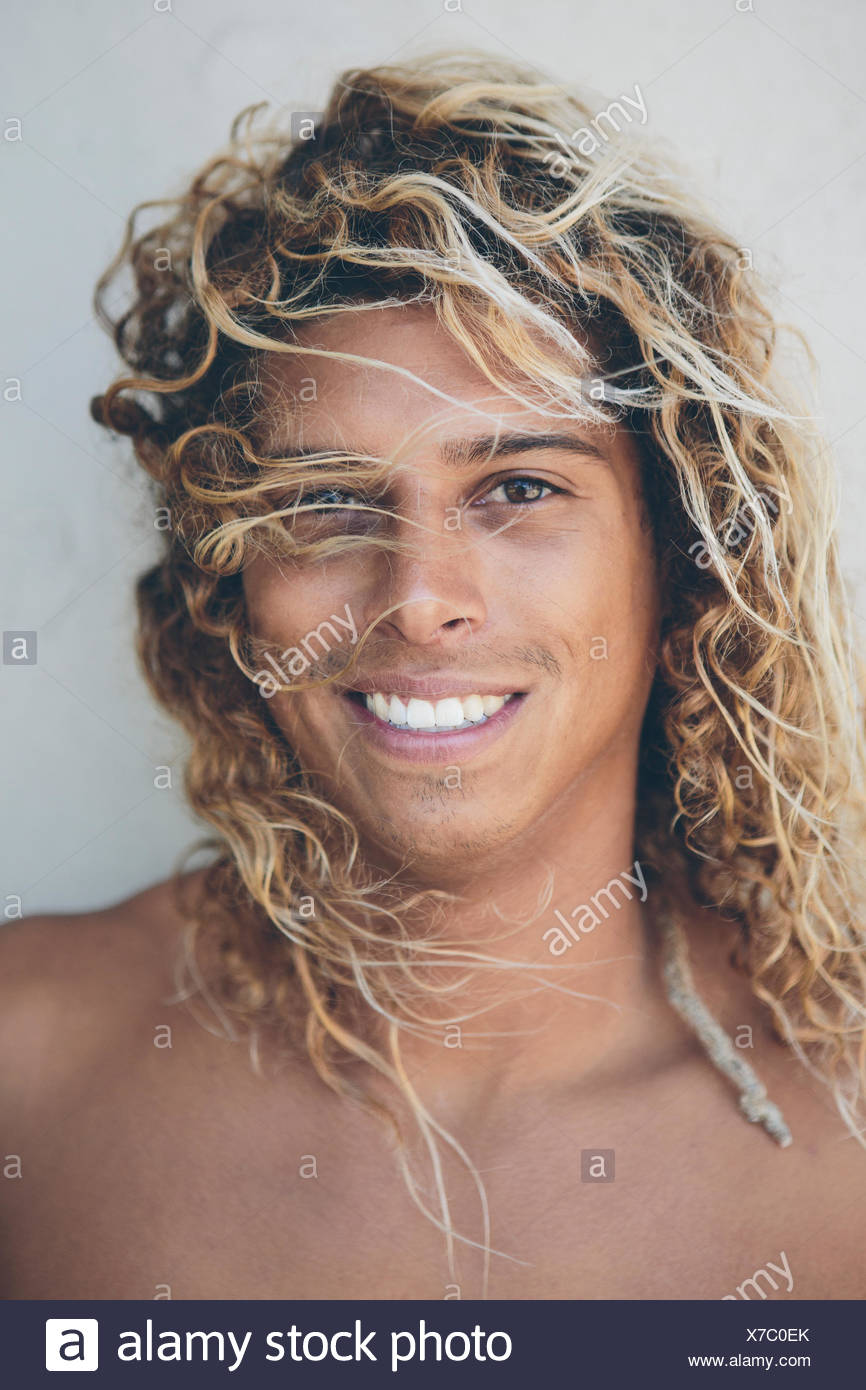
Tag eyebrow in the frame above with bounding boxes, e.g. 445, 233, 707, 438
267, 431, 608, 468
438, 431, 608, 468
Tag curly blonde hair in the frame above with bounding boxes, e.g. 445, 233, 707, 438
92, 49, 866, 1292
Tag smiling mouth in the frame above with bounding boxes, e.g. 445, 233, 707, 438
344, 689, 522, 732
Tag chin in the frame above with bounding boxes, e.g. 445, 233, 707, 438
354, 800, 525, 880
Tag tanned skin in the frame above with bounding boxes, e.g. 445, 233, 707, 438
2, 306, 864, 1299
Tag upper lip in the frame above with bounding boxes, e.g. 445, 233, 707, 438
342, 673, 527, 700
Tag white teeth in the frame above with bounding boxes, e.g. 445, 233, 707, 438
362, 690, 516, 730
462, 693, 485, 722
406, 698, 436, 729
435, 698, 465, 728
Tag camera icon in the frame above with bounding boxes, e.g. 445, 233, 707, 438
45, 1320, 99, 1371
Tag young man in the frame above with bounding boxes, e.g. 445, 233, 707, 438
2, 52, 865, 1301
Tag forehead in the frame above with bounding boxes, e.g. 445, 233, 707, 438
257, 302, 605, 459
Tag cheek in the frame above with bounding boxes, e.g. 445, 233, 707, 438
519, 517, 654, 638
241, 553, 276, 628
517, 522, 658, 717
241, 564, 335, 743
243, 560, 351, 669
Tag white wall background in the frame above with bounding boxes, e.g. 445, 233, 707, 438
2, 0, 864, 914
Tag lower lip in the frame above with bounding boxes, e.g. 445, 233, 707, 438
341, 693, 528, 762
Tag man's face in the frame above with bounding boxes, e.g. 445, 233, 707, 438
242, 304, 661, 877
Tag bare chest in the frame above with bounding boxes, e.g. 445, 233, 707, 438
3, 1054, 861, 1301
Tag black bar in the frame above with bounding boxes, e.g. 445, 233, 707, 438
8, 1298, 859, 1387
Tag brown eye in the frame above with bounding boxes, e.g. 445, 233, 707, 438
487, 476, 557, 504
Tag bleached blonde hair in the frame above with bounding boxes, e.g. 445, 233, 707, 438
92, 49, 866, 1294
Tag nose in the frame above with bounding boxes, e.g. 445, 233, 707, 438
367, 507, 486, 647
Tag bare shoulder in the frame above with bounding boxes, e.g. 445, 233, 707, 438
682, 901, 866, 1293
0, 872, 334, 1299
0, 870, 208, 1106
688, 901, 866, 1146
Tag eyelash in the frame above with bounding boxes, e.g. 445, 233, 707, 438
296, 474, 564, 512
478, 475, 563, 506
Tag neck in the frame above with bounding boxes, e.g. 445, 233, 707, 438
351, 766, 681, 1119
